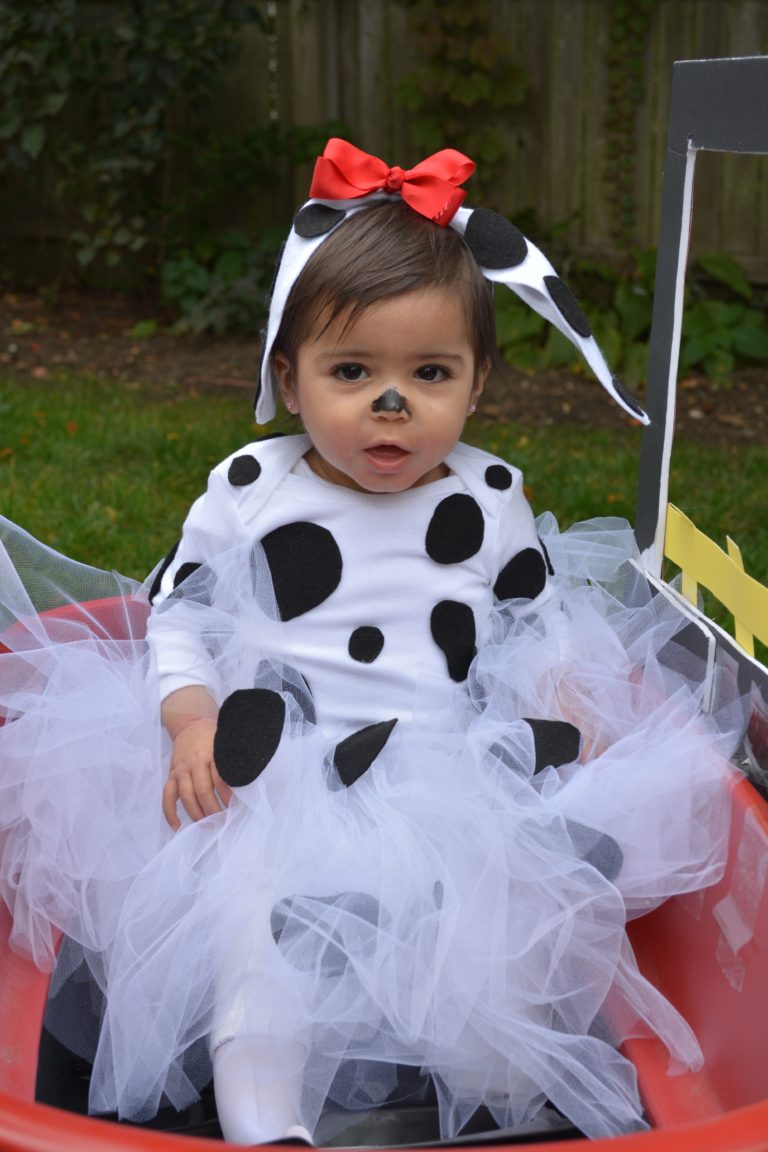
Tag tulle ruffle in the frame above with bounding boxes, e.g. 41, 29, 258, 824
0, 514, 743, 1140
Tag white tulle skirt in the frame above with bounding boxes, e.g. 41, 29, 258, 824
0, 514, 743, 1141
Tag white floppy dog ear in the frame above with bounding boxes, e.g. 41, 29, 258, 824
452, 207, 648, 424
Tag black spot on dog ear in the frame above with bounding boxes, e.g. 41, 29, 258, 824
611, 375, 647, 420
271, 891, 384, 977
173, 561, 202, 589
544, 275, 592, 338
463, 207, 528, 269
348, 626, 384, 664
494, 547, 547, 602
228, 455, 262, 487
425, 494, 485, 565
293, 203, 347, 238
485, 464, 513, 490
431, 601, 476, 681
523, 718, 581, 772
538, 536, 555, 576
333, 718, 398, 787
261, 521, 342, 621
565, 820, 624, 882
268, 242, 285, 300
214, 688, 286, 787
148, 540, 180, 604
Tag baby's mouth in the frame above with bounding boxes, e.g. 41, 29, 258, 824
365, 444, 411, 467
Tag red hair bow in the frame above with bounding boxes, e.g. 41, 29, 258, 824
309, 138, 475, 227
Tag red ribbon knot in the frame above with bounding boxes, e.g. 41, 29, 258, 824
309, 138, 475, 227
385, 166, 405, 192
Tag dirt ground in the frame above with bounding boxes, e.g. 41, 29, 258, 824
1, 288, 766, 445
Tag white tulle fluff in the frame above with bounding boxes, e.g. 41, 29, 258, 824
0, 513, 741, 1140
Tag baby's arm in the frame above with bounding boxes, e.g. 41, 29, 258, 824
161, 685, 232, 829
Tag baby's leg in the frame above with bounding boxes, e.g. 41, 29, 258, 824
213, 1035, 311, 1144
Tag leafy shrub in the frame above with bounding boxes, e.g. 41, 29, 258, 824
161, 228, 284, 334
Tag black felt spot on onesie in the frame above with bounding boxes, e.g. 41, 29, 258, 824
261, 521, 342, 621
173, 562, 202, 589
431, 601, 476, 682
228, 455, 262, 486
566, 820, 624, 882
214, 688, 286, 787
271, 891, 386, 978
463, 208, 528, 269
523, 718, 582, 772
544, 276, 592, 338
494, 547, 547, 602
148, 540, 179, 604
539, 536, 555, 576
293, 203, 347, 238
334, 718, 398, 787
425, 494, 485, 565
485, 464, 513, 491
349, 626, 384, 664
253, 660, 316, 725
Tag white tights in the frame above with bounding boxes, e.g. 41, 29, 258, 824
213, 1036, 311, 1144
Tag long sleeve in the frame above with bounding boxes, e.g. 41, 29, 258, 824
147, 467, 247, 703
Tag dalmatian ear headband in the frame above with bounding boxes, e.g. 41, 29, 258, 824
255, 138, 648, 427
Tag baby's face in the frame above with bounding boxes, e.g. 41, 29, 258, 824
273, 287, 486, 493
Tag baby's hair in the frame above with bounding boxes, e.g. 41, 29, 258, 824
273, 200, 503, 382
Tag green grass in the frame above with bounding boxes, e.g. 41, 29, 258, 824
2, 374, 767, 604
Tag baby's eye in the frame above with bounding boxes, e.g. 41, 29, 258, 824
334, 363, 368, 382
416, 364, 448, 383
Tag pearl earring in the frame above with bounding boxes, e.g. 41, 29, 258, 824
468, 403, 477, 415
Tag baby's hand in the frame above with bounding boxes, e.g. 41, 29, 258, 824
163, 718, 233, 829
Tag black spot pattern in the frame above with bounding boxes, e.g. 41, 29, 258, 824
463, 208, 528, 269
254, 242, 285, 413
261, 521, 342, 621
430, 601, 476, 682
425, 494, 485, 565
611, 374, 647, 420
566, 820, 624, 882
268, 241, 285, 300
173, 561, 202, 589
494, 547, 547, 602
348, 626, 384, 664
228, 455, 262, 486
148, 540, 179, 604
539, 536, 555, 576
544, 275, 592, 338
253, 660, 316, 725
523, 718, 581, 772
293, 203, 347, 238
271, 891, 385, 977
334, 718, 398, 787
485, 464, 513, 491
214, 688, 286, 787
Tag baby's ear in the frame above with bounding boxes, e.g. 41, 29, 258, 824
473, 359, 491, 397
272, 351, 297, 411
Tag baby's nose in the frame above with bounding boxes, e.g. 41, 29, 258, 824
371, 388, 411, 417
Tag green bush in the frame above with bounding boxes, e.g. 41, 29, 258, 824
0, 1, 343, 313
